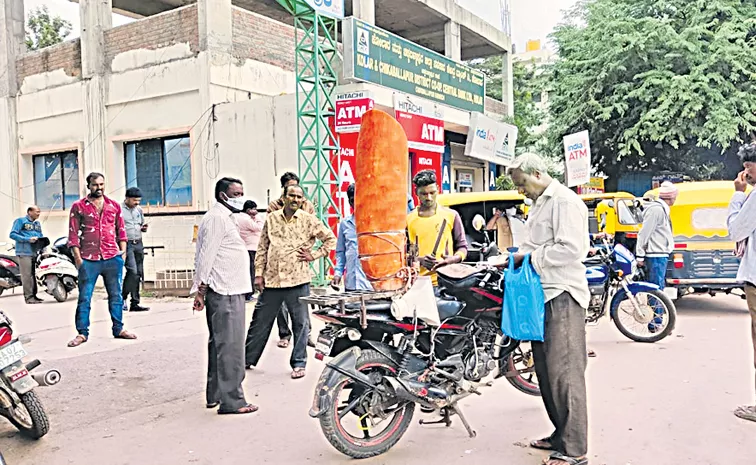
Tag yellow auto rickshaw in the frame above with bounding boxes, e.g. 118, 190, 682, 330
581, 192, 643, 251
437, 191, 526, 262
643, 181, 749, 299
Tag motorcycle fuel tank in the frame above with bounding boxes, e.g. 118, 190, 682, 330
585, 266, 607, 285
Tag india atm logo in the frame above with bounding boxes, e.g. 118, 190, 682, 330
475, 128, 496, 142
567, 141, 589, 160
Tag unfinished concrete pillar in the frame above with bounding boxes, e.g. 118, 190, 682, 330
0, 0, 24, 227
353, 0, 375, 25
80, 0, 113, 176
502, 51, 514, 117
444, 20, 461, 62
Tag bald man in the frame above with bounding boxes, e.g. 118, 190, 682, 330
10, 206, 44, 304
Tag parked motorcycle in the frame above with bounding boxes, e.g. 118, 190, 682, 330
0, 239, 50, 297
0, 309, 60, 439
35, 237, 78, 303
306, 215, 538, 459
585, 236, 677, 342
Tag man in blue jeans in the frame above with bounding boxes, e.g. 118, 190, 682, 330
67, 172, 138, 347
636, 181, 678, 332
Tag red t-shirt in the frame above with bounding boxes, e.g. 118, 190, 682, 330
68, 196, 127, 261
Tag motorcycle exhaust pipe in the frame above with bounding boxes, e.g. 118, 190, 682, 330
388, 378, 449, 409
32, 369, 61, 387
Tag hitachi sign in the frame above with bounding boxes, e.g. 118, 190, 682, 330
421, 124, 443, 142
337, 105, 370, 120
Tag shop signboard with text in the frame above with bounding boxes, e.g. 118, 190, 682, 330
343, 17, 486, 113
335, 91, 374, 133
464, 112, 518, 166
564, 130, 592, 188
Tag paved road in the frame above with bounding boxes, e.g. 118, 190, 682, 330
0, 290, 753, 465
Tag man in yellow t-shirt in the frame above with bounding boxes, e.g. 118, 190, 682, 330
407, 170, 468, 285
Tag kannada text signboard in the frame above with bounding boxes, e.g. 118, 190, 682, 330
343, 17, 486, 113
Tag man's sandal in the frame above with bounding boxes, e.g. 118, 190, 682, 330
543, 452, 588, 465
218, 404, 259, 415
67, 335, 87, 348
530, 438, 555, 451
277, 338, 290, 349
115, 330, 137, 340
734, 405, 756, 422
291, 368, 306, 380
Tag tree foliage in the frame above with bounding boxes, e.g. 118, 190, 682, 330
25, 6, 72, 51
472, 57, 547, 152
545, 0, 756, 187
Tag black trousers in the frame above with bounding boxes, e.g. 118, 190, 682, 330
205, 289, 248, 411
122, 240, 144, 307
532, 292, 589, 458
245, 284, 311, 369
18, 256, 38, 302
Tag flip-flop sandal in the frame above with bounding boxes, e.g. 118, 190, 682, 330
218, 404, 259, 415
291, 368, 306, 380
115, 330, 138, 340
277, 338, 290, 348
530, 438, 555, 450
734, 405, 756, 422
544, 452, 588, 465
67, 335, 87, 348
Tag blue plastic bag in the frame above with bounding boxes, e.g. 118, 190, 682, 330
501, 254, 546, 342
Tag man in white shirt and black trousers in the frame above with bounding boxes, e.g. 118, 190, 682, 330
192, 177, 258, 415
507, 153, 590, 465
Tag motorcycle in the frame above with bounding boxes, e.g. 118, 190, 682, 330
35, 237, 78, 303
0, 309, 60, 439
584, 236, 677, 342
306, 215, 538, 459
0, 239, 50, 297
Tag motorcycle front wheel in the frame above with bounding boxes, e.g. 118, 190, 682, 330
318, 349, 415, 459
612, 290, 677, 343
7, 391, 50, 439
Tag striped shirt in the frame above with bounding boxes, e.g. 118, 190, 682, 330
191, 202, 252, 296
519, 180, 591, 309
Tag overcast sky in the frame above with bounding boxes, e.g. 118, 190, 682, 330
26, 0, 577, 51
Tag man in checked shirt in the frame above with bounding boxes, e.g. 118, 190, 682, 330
67, 173, 138, 348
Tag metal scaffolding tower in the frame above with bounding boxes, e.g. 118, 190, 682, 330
276, 1, 340, 286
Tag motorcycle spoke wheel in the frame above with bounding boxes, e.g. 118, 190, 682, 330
11, 403, 33, 429
505, 343, 541, 396
614, 291, 676, 343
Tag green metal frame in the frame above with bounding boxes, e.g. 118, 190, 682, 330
277, 1, 341, 286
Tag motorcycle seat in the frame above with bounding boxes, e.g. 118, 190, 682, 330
436, 298, 465, 321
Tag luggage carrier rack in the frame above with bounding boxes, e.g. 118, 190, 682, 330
301, 290, 402, 329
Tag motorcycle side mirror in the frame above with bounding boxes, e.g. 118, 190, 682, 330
472, 214, 485, 232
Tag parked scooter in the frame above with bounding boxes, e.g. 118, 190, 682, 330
0, 309, 60, 439
35, 237, 78, 303
0, 239, 50, 297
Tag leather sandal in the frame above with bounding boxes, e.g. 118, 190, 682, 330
115, 329, 138, 340
67, 335, 87, 348
530, 437, 555, 451
291, 368, 306, 379
544, 452, 588, 465
218, 404, 259, 415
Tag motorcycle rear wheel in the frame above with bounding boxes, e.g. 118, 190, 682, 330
318, 349, 415, 459
504, 343, 541, 397
52, 281, 68, 303
7, 390, 50, 439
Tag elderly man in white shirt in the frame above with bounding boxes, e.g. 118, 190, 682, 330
728, 142, 756, 423
507, 153, 590, 465
192, 177, 258, 416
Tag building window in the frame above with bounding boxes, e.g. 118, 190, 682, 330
124, 136, 192, 206
33, 151, 80, 210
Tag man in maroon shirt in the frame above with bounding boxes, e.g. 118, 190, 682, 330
67, 173, 138, 347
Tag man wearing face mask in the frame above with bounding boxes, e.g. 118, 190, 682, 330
192, 177, 258, 415
67, 173, 137, 348
486, 205, 526, 251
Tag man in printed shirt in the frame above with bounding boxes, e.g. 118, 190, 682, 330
406, 170, 467, 285
268, 171, 315, 348
508, 154, 590, 465
9, 206, 44, 304
332, 184, 372, 291
728, 142, 756, 423
245, 184, 336, 379
67, 173, 137, 348
192, 177, 257, 415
